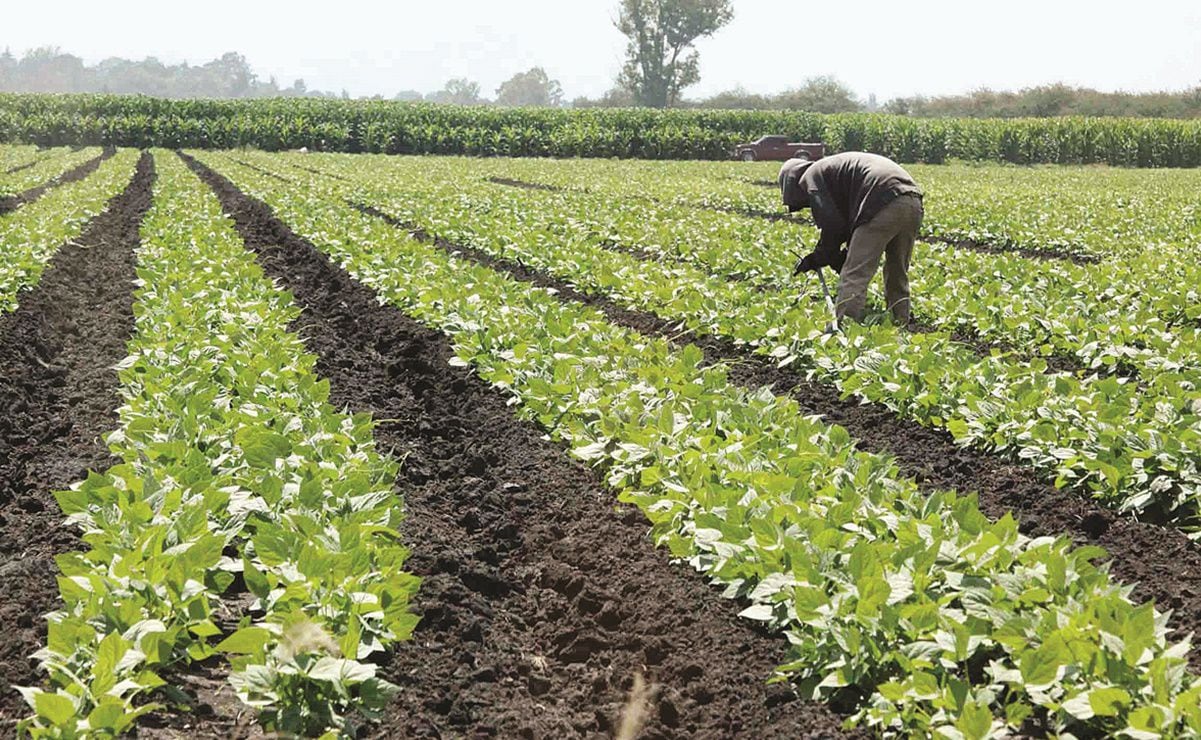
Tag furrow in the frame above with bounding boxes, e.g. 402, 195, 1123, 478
0, 149, 116, 215
0, 152, 154, 729
352, 202, 1201, 670
185, 153, 856, 738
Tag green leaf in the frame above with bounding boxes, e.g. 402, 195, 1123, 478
956, 701, 994, 740
236, 427, 292, 468
1021, 640, 1066, 688
215, 627, 271, 655
243, 557, 271, 599
189, 620, 223, 639
35, 691, 77, 726
307, 657, 377, 684
738, 604, 774, 622
87, 700, 127, 732
93, 632, 126, 693
1090, 686, 1132, 717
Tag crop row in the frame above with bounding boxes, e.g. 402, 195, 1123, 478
18, 153, 417, 737
0, 149, 138, 314
449, 156, 1201, 386
0, 146, 104, 199
5, 94, 1201, 166
472, 157, 1201, 260
0, 144, 42, 177
194, 149, 1201, 737
0, 147, 104, 199
231, 151, 1201, 535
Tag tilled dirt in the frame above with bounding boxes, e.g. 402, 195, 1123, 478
0, 149, 117, 215
232, 159, 291, 184
185, 154, 856, 738
285, 161, 350, 181
4, 160, 39, 175
352, 203, 1201, 671
487, 176, 563, 192
0, 153, 153, 729
930, 236, 1100, 265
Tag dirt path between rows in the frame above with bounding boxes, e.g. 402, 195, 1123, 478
0, 153, 153, 730
185, 154, 855, 739
4, 160, 39, 175
0, 149, 117, 216
348, 201, 1201, 672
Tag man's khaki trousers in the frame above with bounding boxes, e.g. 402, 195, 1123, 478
835, 194, 924, 324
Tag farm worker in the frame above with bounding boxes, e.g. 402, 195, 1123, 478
779, 152, 923, 325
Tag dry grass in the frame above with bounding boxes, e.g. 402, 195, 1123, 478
614, 672, 658, 740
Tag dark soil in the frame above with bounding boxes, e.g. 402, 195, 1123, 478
0, 149, 116, 216
231, 159, 291, 184
184, 153, 856, 739
487, 176, 563, 192
286, 160, 350, 181
0, 152, 153, 730
931, 236, 1100, 265
4, 160, 39, 175
352, 201, 1201, 671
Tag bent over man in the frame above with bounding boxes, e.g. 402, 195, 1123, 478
779, 152, 923, 325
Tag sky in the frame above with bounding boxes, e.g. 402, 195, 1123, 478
4, 0, 1200, 101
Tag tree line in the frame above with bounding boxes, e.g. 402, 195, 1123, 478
0, 48, 568, 107
0, 49, 335, 99
4, 0, 1198, 118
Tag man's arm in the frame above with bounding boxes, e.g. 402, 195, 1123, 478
794, 189, 850, 274
809, 190, 850, 260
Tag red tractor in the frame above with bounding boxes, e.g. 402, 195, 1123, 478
733, 136, 826, 162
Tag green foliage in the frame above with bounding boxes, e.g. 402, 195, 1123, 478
0, 148, 136, 314
0, 146, 97, 197
17, 152, 417, 737
615, 0, 735, 107
201, 149, 1201, 736
0, 47, 325, 99
886, 83, 1201, 120
251, 151, 1201, 532
495, 67, 564, 108
426, 78, 484, 107
2, 94, 1201, 165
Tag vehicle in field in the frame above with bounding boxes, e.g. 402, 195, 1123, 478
733, 135, 825, 162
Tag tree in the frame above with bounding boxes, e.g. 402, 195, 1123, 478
693, 85, 771, 109
201, 52, 255, 97
571, 88, 636, 108
614, 0, 733, 108
777, 76, 862, 113
495, 67, 564, 107
427, 78, 484, 105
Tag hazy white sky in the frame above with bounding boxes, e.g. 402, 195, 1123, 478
6, 0, 1200, 100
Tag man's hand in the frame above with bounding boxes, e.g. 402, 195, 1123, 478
793, 253, 821, 275
793, 249, 849, 276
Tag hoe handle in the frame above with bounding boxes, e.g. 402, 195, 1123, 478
815, 269, 838, 324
